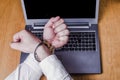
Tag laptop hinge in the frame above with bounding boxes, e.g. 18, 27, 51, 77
32, 22, 45, 29
66, 22, 91, 29
32, 22, 91, 29
34, 22, 45, 27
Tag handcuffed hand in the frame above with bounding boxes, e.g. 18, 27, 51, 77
43, 16, 70, 48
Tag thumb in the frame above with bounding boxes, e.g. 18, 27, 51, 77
10, 42, 22, 51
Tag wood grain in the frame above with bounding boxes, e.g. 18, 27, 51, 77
0, 0, 120, 80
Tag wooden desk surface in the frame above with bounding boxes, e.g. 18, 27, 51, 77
0, 0, 120, 80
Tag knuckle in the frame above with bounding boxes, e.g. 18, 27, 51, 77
62, 24, 67, 28
22, 30, 26, 32
66, 29, 70, 34
20, 30, 27, 35
60, 19, 64, 23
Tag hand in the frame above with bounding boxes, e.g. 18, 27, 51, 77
10, 30, 51, 61
10, 30, 44, 53
10, 30, 41, 53
43, 16, 70, 48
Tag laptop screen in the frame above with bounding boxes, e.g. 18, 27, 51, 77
24, 0, 96, 19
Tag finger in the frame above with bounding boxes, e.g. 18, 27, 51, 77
54, 24, 67, 33
51, 16, 60, 22
44, 17, 54, 28
58, 36, 69, 47
52, 36, 69, 48
53, 19, 64, 29
45, 16, 60, 28
56, 29, 70, 37
10, 42, 22, 51
59, 36, 69, 42
13, 30, 28, 42
13, 32, 21, 42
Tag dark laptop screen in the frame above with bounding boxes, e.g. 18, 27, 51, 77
24, 0, 96, 19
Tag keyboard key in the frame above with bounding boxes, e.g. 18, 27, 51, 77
55, 32, 96, 51
31, 31, 96, 52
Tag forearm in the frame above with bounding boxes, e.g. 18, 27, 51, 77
32, 43, 73, 80
39, 54, 73, 80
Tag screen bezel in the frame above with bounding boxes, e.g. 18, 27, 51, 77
21, 0, 99, 25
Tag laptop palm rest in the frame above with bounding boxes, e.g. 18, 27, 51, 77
56, 51, 101, 74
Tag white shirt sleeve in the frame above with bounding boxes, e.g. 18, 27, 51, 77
5, 54, 43, 80
5, 54, 73, 80
40, 54, 74, 80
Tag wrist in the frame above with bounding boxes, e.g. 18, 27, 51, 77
36, 44, 51, 61
34, 40, 55, 62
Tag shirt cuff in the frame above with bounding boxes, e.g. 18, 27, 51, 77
24, 54, 42, 74
39, 54, 70, 80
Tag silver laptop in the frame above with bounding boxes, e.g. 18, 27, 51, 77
20, 0, 102, 74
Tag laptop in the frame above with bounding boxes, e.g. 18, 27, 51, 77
20, 0, 102, 74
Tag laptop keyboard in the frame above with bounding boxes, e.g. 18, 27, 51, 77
32, 32, 96, 52
56, 32, 96, 51
32, 32, 43, 39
